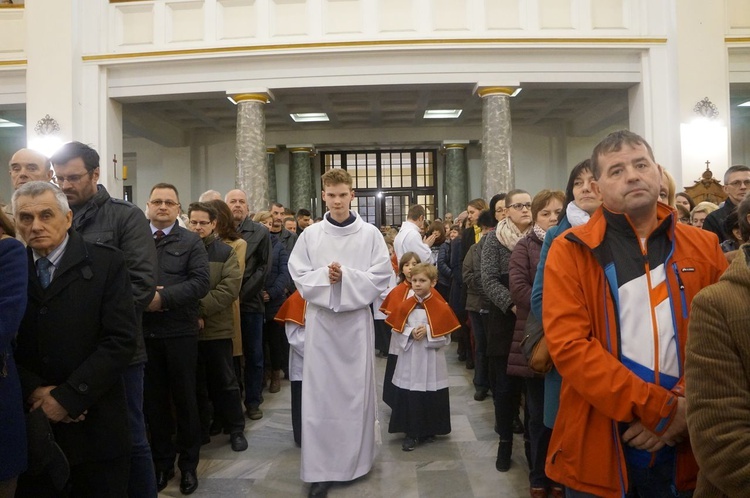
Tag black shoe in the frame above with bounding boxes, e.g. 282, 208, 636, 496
308, 481, 333, 497
465, 358, 475, 370
230, 432, 248, 452
496, 441, 512, 472
402, 436, 418, 451
512, 416, 524, 434
474, 388, 488, 401
156, 468, 175, 492
209, 418, 223, 436
180, 470, 199, 495
201, 433, 211, 445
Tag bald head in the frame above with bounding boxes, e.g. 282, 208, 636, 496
225, 189, 249, 222
9, 148, 53, 190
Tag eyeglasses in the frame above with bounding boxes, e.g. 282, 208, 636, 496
188, 220, 212, 226
54, 173, 89, 185
508, 202, 532, 211
727, 179, 750, 188
149, 200, 179, 207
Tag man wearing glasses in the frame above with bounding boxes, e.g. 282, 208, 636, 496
51, 142, 160, 498
703, 164, 750, 243
142, 183, 209, 495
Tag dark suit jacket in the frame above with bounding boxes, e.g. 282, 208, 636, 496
15, 230, 137, 466
237, 217, 271, 313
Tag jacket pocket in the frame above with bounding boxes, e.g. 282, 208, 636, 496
162, 248, 189, 275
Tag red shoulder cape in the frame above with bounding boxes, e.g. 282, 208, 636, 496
384, 291, 460, 338
379, 281, 411, 315
274, 290, 307, 326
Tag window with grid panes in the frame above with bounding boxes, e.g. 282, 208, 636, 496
320, 149, 438, 227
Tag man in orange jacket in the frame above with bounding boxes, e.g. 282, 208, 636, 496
542, 130, 728, 498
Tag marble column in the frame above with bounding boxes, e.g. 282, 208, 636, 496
309, 150, 318, 215
289, 146, 314, 213
267, 147, 277, 203
233, 93, 269, 212
442, 141, 469, 219
478, 87, 516, 200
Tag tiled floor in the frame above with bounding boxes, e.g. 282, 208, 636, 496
159, 344, 531, 497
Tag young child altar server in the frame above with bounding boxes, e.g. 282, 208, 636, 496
385, 263, 459, 451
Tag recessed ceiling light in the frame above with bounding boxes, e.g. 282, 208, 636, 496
423, 109, 463, 119
738, 100, 750, 107
290, 113, 329, 123
0, 118, 23, 128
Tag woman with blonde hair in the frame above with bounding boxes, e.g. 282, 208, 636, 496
691, 201, 719, 229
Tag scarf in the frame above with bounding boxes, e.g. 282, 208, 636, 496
566, 201, 591, 227
495, 217, 530, 251
532, 223, 547, 242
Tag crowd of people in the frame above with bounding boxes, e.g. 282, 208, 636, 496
1, 130, 750, 498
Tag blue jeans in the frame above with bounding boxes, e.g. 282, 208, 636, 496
565, 458, 693, 498
241, 311, 264, 408
123, 362, 157, 498
469, 311, 489, 391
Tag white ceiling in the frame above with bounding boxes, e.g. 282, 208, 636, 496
118, 83, 632, 147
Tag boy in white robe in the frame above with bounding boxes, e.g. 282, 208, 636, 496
385, 263, 460, 451
287, 168, 392, 498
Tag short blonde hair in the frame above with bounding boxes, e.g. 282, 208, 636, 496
410, 262, 438, 281
321, 168, 353, 188
691, 201, 719, 219
253, 210, 272, 224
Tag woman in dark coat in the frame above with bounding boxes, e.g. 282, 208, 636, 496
509, 189, 565, 498
481, 189, 532, 473
0, 210, 28, 498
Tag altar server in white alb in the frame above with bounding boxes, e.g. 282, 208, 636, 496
385, 263, 459, 452
287, 168, 393, 498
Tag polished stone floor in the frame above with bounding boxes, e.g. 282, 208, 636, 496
159, 344, 531, 497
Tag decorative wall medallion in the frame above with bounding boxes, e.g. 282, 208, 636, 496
34, 114, 60, 136
693, 97, 719, 119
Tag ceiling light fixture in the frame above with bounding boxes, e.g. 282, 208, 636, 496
423, 109, 463, 119
0, 118, 23, 128
738, 100, 750, 107
290, 113, 330, 123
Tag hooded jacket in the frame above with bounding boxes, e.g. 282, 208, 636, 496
542, 203, 727, 498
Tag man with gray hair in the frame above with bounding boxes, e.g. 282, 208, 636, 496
13, 181, 137, 496
198, 190, 222, 202
702, 164, 750, 243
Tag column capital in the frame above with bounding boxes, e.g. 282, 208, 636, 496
287, 144, 315, 155
442, 140, 470, 150
267, 147, 278, 154
476, 86, 520, 98
229, 92, 271, 104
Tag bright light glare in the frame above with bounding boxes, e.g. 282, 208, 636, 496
0, 118, 22, 128
28, 136, 65, 158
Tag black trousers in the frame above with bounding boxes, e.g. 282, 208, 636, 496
196, 339, 245, 435
144, 336, 201, 473
16, 454, 129, 498
263, 318, 286, 371
291, 380, 302, 446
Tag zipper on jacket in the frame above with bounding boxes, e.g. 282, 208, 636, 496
671, 263, 688, 320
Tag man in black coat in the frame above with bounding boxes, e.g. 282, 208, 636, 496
13, 181, 137, 497
225, 189, 271, 420
143, 183, 210, 495
50, 141, 158, 497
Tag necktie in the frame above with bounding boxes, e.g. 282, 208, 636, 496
154, 230, 165, 244
37, 257, 52, 289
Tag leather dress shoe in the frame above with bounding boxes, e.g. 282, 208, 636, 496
230, 432, 249, 452
180, 470, 199, 495
308, 481, 332, 497
530, 487, 548, 498
156, 468, 175, 492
